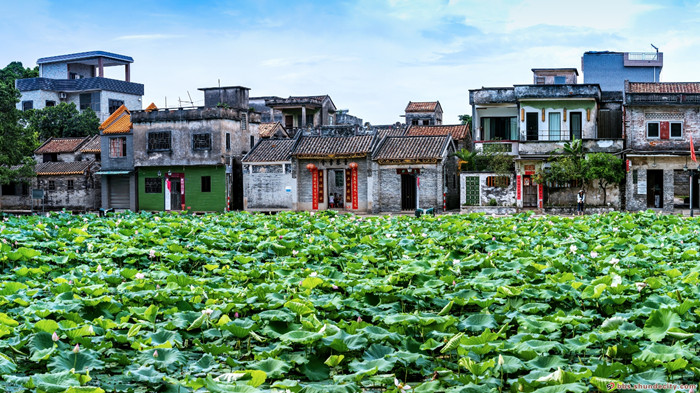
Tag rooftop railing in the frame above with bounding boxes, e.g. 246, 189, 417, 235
627, 52, 659, 61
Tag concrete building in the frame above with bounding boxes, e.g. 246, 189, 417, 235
96, 105, 138, 211
131, 86, 260, 212
582, 51, 663, 92
242, 138, 296, 211
624, 81, 700, 212
468, 68, 624, 210
15, 51, 144, 122
403, 101, 443, 125
265, 95, 337, 132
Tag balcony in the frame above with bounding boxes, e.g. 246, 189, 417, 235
624, 52, 663, 67
522, 130, 578, 142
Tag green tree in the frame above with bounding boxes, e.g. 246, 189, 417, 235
0, 61, 38, 85
459, 114, 472, 125
585, 152, 625, 205
0, 80, 37, 185
24, 103, 100, 140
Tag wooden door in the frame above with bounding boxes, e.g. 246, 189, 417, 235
526, 112, 538, 141
171, 179, 181, 211
401, 174, 416, 210
523, 176, 537, 207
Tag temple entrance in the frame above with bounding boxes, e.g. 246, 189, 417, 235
523, 175, 538, 207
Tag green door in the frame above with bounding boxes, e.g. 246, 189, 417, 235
464, 176, 479, 206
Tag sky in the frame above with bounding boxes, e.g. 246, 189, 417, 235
3, 0, 700, 124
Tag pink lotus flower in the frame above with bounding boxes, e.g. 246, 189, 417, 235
68, 280, 73, 285
72, 344, 80, 353
52, 332, 59, 342
590, 251, 598, 258
135, 273, 145, 279
292, 250, 299, 256
332, 284, 338, 290
395, 378, 411, 391
202, 309, 213, 315
635, 282, 648, 292
149, 249, 156, 259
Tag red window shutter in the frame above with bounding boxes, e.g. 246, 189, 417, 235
660, 121, 670, 139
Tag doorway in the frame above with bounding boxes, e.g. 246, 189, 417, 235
523, 175, 538, 207
170, 178, 182, 210
647, 169, 664, 208
327, 169, 345, 209
401, 174, 416, 210
526, 112, 539, 141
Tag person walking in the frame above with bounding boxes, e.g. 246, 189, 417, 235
576, 189, 586, 216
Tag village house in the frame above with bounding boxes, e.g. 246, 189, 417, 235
371, 135, 459, 212
624, 81, 700, 212
34, 136, 101, 211
402, 101, 443, 125
242, 138, 296, 211
467, 67, 624, 211
96, 104, 138, 211
265, 95, 337, 131
14, 51, 144, 121
130, 86, 260, 212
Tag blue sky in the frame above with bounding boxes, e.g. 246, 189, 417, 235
3, 0, 700, 124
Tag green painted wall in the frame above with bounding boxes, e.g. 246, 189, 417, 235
138, 166, 227, 212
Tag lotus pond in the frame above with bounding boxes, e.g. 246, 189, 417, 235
1, 211, 699, 393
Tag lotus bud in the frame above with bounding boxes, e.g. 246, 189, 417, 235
292, 250, 299, 256
310, 272, 318, 277
234, 312, 239, 318
153, 350, 159, 358
52, 332, 59, 342
635, 282, 648, 292
332, 284, 338, 290
156, 284, 160, 289
357, 316, 362, 323
96, 264, 102, 272
68, 280, 73, 285
72, 344, 80, 353
453, 259, 459, 265
452, 280, 456, 286
88, 325, 95, 334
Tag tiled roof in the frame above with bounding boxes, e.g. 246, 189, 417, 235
15, 77, 144, 96
145, 102, 158, 112
79, 135, 101, 153
292, 135, 374, 158
373, 135, 450, 162
405, 101, 439, 112
35, 137, 89, 154
37, 51, 133, 65
243, 139, 295, 163
406, 124, 470, 141
376, 125, 408, 139
100, 105, 132, 134
627, 82, 700, 94
35, 161, 93, 176
258, 122, 287, 138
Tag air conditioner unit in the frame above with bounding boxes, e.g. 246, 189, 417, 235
59, 92, 67, 99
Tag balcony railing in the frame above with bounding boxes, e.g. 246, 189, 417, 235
522, 130, 581, 142
627, 52, 659, 61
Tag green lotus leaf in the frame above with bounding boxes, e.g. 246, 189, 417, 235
322, 329, 368, 352
530, 383, 588, 393
279, 330, 323, 344
127, 365, 166, 383
414, 381, 441, 393
459, 314, 497, 332
0, 352, 17, 374
48, 349, 105, 373
31, 371, 81, 393
643, 308, 681, 342
250, 358, 291, 379
301, 357, 330, 381
203, 375, 262, 393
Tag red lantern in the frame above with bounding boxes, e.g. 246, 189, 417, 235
306, 163, 317, 172
348, 162, 358, 169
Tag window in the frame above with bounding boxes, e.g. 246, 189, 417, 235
109, 137, 127, 158
80, 92, 100, 112
481, 117, 518, 141
486, 176, 510, 187
147, 132, 171, 151
201, 176, 211, 192
554, 76, 566, 85
241, 113, 247, 131
647, 122, 660, 138
192, 133, 212, 150
145, 178, 162, 193
1, 182, 28, 196
48, 180, 56, 191
548, 112, 561, 140
670, 122, 683, 138
67, 180, 74, 191
250, 135, 255, 150
412, 119, 419, 125
108, 99, 124, 114
22, 101, 33, 111
43, 153, 58, 163
329, 115, 334, 125
535, 76, 545, 85
226, 133, 231, 151
45, 100, 56, 107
